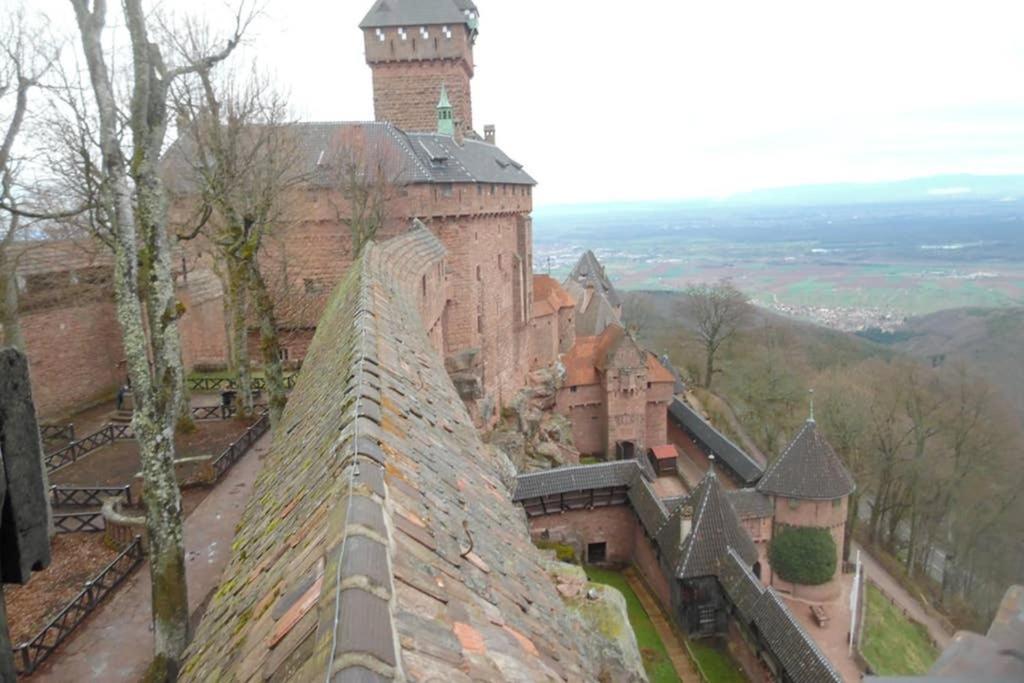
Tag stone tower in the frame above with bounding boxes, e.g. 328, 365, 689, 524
360, 0, 479, 134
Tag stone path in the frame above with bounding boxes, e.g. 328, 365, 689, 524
28, 431, 271, 682
623, 567, 700, 681
852, 542, 953, 649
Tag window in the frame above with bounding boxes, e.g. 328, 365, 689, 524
440, 183, 453, 197
498, 254, 502, 269
279, 348, 290, 362
587, 542, 607, 564
477, 316, 483, 334
788, 499, 800, 511
570, 386, 578, 393
421, 275, 427, 297
303, 278, 324, 295
476, 266, 481, 282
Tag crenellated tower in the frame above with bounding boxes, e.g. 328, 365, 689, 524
360, 0, 478, 134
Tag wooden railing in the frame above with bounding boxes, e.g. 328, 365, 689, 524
53, 511, 107, 534
51, 485, 132, 508
12, 537, 144, 675
40, 423, 75, 442
45, 424, 134, 473
187, 375, 296, 392
212, 413, 270, 480
190, 403, 269, 421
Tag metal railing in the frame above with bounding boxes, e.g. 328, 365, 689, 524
40, 423, 75, 442
12, 537, 144, 675
45, 424, 134, 473
187, 375, 296, 392
51, 485, 132, 508
53, 511, 107, 534
212, 413, 270, 480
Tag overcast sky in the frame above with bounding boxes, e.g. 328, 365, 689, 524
26, 0, 1024, 206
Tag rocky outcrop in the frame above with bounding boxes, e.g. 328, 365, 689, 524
487, 365, 580, 472
546, 561, 648, 683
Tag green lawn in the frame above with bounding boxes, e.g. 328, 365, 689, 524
862, 583, 940, 675
584, 567, 680, 683
687, 640, 746, 683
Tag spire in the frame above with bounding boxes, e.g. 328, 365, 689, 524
808, 389, 816, 424
437, 83, 454, 136
708, 453, 717, 477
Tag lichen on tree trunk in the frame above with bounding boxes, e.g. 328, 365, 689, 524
247, 261, 287, 426
227, 259, 255, 417
0, 255, 24, 350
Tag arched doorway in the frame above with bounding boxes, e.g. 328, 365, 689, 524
616, 441, 636, 460
752, 561, 762, 580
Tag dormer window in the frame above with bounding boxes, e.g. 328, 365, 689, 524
375, 28, 386, 42
443, 25, 452, 39
398, 27, 408, 41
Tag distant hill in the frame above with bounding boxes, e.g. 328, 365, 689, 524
718, 174, 1024, 207
881, 307, 1024, 426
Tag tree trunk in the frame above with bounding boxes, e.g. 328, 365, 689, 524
0, 257, 24, 350
844, 490, 859, 563
703, 346, 715, 389
71, 0, 190, 672
247, 262, 287, 426
227, 260, 254, 417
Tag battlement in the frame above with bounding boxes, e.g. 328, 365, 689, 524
363, 23, 474, 74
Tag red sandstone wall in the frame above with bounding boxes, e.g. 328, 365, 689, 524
634, 526, 671, 606
770, 496, 848, 600
179, 289, 228, 370
530, 311, 557, 370
557, 308, 575, 354
528, 506, 637, 565
22, 300, 125, 418
364, 24, 475, 133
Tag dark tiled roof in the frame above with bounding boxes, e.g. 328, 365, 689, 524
628, 477, 669, 537
668, 397, 763, 485
563, 250, 622, 337
757, 420, 856, 500
751, 589, 843, 683
360, 0, 478, 29
664, 469, 758, 580
719, 548, 765, 621
180, 226, 605, 681
659, 354, 687, 394
512, 461, 640, 501
165, 121, 535, 193
726, 489, 773, 519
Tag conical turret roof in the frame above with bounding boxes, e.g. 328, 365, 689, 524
658, 465, 757, 580
757, 420, 855, 500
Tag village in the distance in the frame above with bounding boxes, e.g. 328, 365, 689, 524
0, 1, 1021, 682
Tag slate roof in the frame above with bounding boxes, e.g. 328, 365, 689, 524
164, 121, 535, 194
563, 251, 622, 337
360, 0, 478, 29
660, 468, 758, 580
659, 354, 687, 395
668, 397, 764, 485
180, 227, 607, 682
719, 548, 765, 620
750, 589, 843, 683
726, 489, 773, 520
562, 325, 675, 388
757, 420, 856, 500
650, 445, 678, 461
627, 477, 669, 536
512, 460, 640, 501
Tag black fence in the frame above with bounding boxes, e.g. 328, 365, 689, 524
40, 423, 75, 442
12, 537, 144, 676
212, 413, 270, 480
187, 375, 296, 392
53, 511, 107, 534
51, 485, 132, 508
190, 403, 269, 421
45, 424, 134, 473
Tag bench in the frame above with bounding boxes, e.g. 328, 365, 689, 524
810, 604, 830, 628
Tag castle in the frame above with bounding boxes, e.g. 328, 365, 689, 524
9, 1, 862, 680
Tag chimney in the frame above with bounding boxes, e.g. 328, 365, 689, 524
484, 124, 496, 145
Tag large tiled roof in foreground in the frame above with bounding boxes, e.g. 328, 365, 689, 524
751, 589, 843, 682
757, 420, 856, 500
181, 226, 607, 682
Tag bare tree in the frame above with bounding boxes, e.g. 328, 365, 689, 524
680, 278, 750, 389
0, 8, 59, 349
169, 62, 303, 425
67, 0, 249, 675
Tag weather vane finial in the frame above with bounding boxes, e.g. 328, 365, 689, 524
809, 388, 816, 423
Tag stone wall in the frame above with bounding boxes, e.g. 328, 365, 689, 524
179, 279, 228, 371
529, 310, 557, 371
528, 505, 638, 565
21, 300, 125, 418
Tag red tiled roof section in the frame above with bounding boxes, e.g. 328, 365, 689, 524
647, 353, 676, 384
563, 335, 601, 387
650, 444, 679, 461
532, 274, 575, 318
